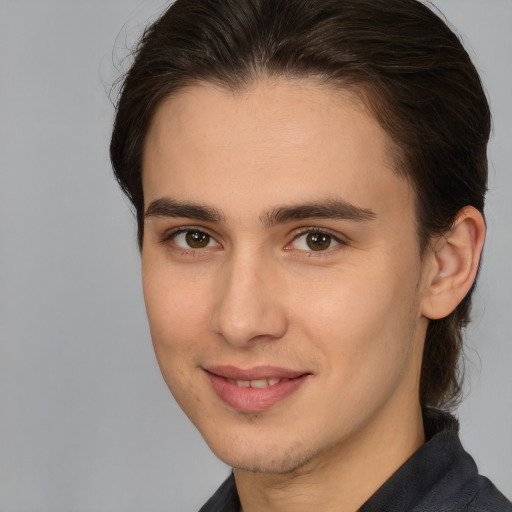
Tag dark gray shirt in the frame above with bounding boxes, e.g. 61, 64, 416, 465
199, 408, 512, 511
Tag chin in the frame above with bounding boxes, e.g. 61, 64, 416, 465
209, 436, 323, 474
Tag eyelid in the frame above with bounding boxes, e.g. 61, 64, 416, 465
160, 225, 222, 249
285, 226, 348, 251
158, 224, 347, 254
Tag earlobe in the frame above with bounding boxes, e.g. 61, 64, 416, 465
421, 206, 486, 320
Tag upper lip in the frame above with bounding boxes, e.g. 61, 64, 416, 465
206, 365, 308, 381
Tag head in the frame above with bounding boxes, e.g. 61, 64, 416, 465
110, 0, 490, 464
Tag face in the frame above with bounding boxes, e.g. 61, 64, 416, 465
141, 80, 430, 474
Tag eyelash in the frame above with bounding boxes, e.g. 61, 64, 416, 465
160, 226, 347, 256
160, 227, 220, 256
287, 227, 347, 254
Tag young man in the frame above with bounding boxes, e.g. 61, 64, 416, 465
110, 0, 512, 510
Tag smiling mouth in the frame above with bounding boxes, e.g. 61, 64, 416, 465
205, 366, 311, 412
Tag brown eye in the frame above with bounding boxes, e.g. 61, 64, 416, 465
184, 230, 211, 248
306, 232, 332, 251
290, 230, 342, 253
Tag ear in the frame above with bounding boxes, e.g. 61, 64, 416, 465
421, 206, 486, 320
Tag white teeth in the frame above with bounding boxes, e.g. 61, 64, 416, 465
228, 378, 281, 388
250, 379, 269, 388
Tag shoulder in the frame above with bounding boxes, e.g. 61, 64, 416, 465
360, 408, 512, 512
463, 477, 512, 512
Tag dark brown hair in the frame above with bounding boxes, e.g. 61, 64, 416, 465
110, 0, 491, 408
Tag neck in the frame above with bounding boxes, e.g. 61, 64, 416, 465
234, 401, 425, 512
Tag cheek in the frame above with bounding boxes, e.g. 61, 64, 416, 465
293, 261, 423, 432
142, 262, 211, 356
142, 266, 213, 410
296, 255, 421, 370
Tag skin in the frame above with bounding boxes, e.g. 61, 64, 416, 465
140, 80, 483, 512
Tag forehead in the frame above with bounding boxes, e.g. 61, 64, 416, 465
142, 79, 412, 221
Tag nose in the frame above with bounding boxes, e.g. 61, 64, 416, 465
210, 252, 289, 347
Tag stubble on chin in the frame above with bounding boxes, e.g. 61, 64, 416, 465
226, 435, 335, 476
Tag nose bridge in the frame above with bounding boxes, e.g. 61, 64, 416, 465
210, 247, 288, 346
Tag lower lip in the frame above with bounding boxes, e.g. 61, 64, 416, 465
206, 372, 309, 413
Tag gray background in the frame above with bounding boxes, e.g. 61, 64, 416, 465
0, 0, 510, 510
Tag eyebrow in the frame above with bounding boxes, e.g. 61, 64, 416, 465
145, 198, 224, 223
262, 200, 376, 227
144, 197, 376, 226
